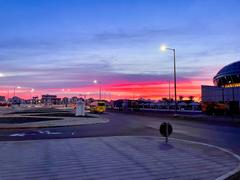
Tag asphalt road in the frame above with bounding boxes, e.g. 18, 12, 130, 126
0, 111, 240, 155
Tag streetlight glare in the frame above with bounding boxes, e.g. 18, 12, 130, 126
160, 45, 167, 51
93, 80, 102, 100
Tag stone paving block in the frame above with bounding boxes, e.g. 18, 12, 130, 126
0, 136, 239, 180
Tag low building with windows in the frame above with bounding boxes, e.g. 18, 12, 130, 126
202, 61, 240, 113
41, 95, 61, 105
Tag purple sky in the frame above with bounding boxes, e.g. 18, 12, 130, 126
0, 0, 239, 99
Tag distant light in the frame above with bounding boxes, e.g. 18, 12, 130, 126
160, 45, 167, 51
93, 80, 98, 84
16, 86, 21, 89
62, 89, 65, 92
0, 73, 5, 77
31, 88, 35, 92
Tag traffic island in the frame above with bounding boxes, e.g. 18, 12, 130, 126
0, 114, 109, 129
7, 107, 71, 114
0, 116, 62, 124
26, 112, 96, 117
0, 136, 239, 180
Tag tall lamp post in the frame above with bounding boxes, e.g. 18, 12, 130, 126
93, 80, 102, 100
30, 88, 35, 103
161, 45, 177, 115
13, 86, 21, 97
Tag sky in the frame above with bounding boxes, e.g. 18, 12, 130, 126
0, 0, 240, 100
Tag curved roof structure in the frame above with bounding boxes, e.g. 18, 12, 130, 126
213, 61, 240, 87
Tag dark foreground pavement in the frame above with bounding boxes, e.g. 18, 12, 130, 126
0, 136, 239, 180
1, 112, 240, 156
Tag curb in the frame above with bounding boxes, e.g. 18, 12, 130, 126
56, 135, 240, 180
64, 134, 240, 180
113, 135, 240, 180
0, 135, 239, 179
163, 137, 240, 180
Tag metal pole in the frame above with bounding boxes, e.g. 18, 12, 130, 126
232, 86, 235, 102
173, 49, 177, 115
30, 91, 32, 104
166, 123, 169, 143
232, 85, 235, 118
7, 88, 9, 101
222, 87, 224, 102
13, 87, 15, 97
99, 83, 102, 100
168, 80, 170, 111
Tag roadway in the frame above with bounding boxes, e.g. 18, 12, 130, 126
0, 111, 240, 155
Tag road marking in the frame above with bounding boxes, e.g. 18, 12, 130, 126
9, 133, 25, 137
38, 130, 62, 135
8, 131, 62, 137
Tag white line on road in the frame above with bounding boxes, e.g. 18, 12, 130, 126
38, 130, 62, 135
9, 133, 26, 137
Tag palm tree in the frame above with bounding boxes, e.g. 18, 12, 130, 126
179, 96, 184, 102
188, 96, 194, 102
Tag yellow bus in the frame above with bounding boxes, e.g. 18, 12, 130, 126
90, 101, 106, 113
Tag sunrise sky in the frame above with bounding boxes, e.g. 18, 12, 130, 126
0, 0, 240, 100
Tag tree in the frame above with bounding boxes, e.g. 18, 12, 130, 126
188, 96, 194, 102
179, 96, 184, 101
162, 98, 168, 102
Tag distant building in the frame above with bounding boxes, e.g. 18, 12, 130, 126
62, 97, 69, 104
202, 61, 240, 113
0, 96, 7, 106
41, 95, 61, 105
11, 96, 22, 105
0, 96, 6, 102
70, 96, 78, 104
32, 96, 40, 104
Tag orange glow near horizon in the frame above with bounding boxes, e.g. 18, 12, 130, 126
0, 79, 212, 101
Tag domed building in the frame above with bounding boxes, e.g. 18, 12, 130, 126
213, 61, 240, 87
202, 61, 240, 113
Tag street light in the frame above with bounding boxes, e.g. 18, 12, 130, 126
86, 92, 90, 99
160, 45, 177, 115
13, 86, 21, 97
30, 88, 35, 96
0, 73, 5, 77
0, 73, 7, 99
93, 80, 102, 100
29, 88, 35, 104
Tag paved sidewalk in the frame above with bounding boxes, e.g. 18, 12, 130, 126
0, 136, 239, 180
